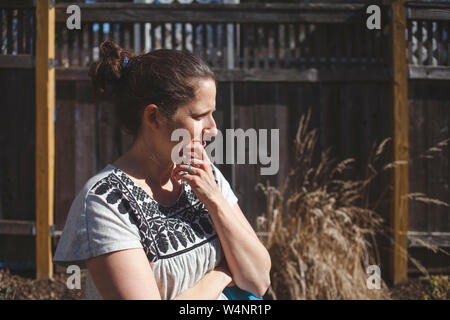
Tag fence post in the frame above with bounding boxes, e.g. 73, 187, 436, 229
389, 0, 409, 285
36, 0, 55, 280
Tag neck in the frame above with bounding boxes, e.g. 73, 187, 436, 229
114, 136, 175, 187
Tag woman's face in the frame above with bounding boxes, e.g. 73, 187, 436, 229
161, 78, 218, 159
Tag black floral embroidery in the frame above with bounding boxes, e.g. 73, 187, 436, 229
90, 165, 221, 263
117, 198, 131, 214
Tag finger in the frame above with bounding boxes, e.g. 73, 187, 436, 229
180, 156, 203, 166
184, 142, 204, 161
200, 145, 211, 164
174, 164, 201, 176
178, 171, 199, 185
174, 158, 204, 173
172, 165, 190, 177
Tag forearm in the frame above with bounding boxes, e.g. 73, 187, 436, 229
172, 269, 231, 300
205, 197, 271, 297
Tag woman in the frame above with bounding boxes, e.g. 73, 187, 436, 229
53, 40, 271, 300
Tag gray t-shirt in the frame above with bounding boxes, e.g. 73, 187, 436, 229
53, 163, 238, 300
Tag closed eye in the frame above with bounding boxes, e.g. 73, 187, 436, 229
193, 109, 216, 120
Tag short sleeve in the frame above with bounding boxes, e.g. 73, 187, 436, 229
211, 163, 239, 207
53, 190, 143, 269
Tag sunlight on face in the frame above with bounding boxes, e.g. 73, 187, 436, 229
172, 78, 218, 147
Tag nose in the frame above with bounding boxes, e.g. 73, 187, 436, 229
203, 116, 218, 141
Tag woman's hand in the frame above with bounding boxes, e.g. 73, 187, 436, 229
214, 258, 235, 288
171, 142, 222, 207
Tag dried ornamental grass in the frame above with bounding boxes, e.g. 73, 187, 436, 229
256, 109, 391, 300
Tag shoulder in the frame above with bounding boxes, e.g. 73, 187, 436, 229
53, 165, 142, 268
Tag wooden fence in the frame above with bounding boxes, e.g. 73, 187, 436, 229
0, 1, 449, 281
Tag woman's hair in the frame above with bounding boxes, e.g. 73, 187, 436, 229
89, 40, 217, 137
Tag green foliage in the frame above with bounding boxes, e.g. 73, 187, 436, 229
429, 275, 449, 300
0, 285, 13, 300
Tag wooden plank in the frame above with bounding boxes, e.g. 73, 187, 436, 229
448, 22, 450, 66
305, 23, 313, 66
274, 24, 280, 69
81, 22, 89, 67
294, 23, 301, 68
0, 9, 4, 54
427, 84, 449, 233
313, 23, 321, 67
67, 28, 75, 67
250, 23, 256, 69
0, 54, 34, 68
243, 24, 248, 70
263, 24, 269, 70
417, 20, 424, 66
0, 67, 36, 220
0, 0, 35, 9
171, 22, 176, 51
211, 23, 218, 68
55, 66, 392, 83
0, 220, 35, 236
55, 23, 63, 67
6, 9, 13, 54
161, 23, 166, 49
284, 24, 290, 68
120, 130, 135, 157
234, 23, 239, 70
31, 9, 36, 57
151, 22, 156, 50
222, 23, 228, 69
408, 66, 450, 80
35, 0, 54, 280
201, 23, 207, 62
407, 8, 450, 21
74, 82, 97, 193
215, 81, 232, 184
389, 0, 409, 286
0, 66, 36, 263
427, 21, 433, 66
97, 100, 121, 171
17, 9, 24, 54
54, 81, 76, 231
437, 21, 443, 66
408, 231, 450, 248
181, 22, 186, 51
234, 102, 256, 227
192, 23, 198, 55
408, 81, 428, 232
24, 8, 33, 54
407, 19, 413, 65
54, 3, 370, 24
115, 23, 122, 50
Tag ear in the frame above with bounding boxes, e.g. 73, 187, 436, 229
142, 104, 162, 131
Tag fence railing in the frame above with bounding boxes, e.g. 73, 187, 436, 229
0, 1, 36, 60
3, 2, 450, 80
406, 1, 450, 78
52, 2, 393, 82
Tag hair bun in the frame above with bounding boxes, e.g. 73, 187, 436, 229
100, 40, 121, 61
89, 40, 134, 97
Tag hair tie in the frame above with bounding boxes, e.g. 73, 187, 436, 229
122, 56, 129, 69
120, 56, 129, 78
